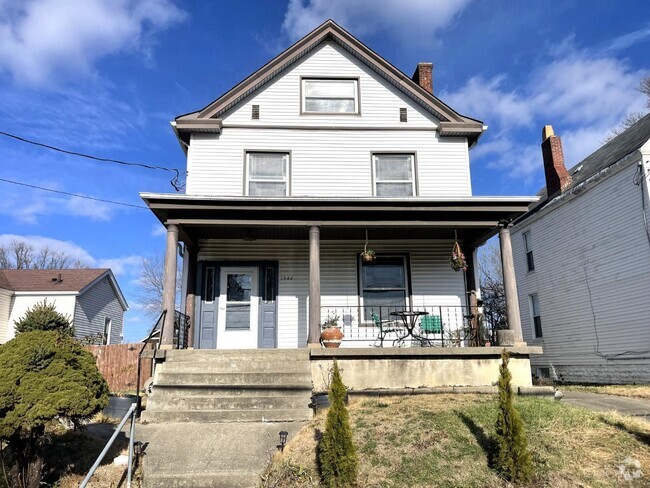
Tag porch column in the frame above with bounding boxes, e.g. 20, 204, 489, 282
498, 223, 524, 343
160, 224, 179, 350
308, 226, 321, 346
184, 246, 198, 349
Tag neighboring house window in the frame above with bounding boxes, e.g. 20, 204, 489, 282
372, 154, 416, 197
245, 152, 289, 196
103, 317, 112, 345
302, 78, 358, 113
529, 293, 542, 338
360, 254, 409, 320
523, 231, 535, 271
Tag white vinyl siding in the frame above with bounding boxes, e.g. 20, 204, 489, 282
74, 277, 125, 344
302, 79, 358, 114
198, 239, 467, 349
0, 288, 13, 343
512, 160, 650, 382
8, 294, 77, 341
373, 154, 415, 196
187, 131, 469, 197
245, 152, 289, 196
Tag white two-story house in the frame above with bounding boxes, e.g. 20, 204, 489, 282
142, 20, 537, 351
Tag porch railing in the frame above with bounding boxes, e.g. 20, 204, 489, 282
320, 305, 498, 347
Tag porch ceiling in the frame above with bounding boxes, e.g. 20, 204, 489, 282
141, 194, 538, 247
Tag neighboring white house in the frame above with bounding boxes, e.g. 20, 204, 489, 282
512, 116, 650, 384
142, 20, 537, 350
0, 268, 128, 345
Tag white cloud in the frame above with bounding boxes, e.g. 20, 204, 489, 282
282, 0, 472, 43
151, 223, 167, 237
604, 25, 650, 53
0, 0, 187, 86
97, 255, 141, 276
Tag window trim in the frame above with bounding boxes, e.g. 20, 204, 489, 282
243, 150, 291, 196
523, 230, 535, 272
300, 76, 361, 115
371, 152, 418, 197
528, 293, 542, 339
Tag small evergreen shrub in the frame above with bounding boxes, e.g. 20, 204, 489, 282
0, 331, 109, 488
494, 349, 533, 483
318, 360, 358, 487
14, 299, 74, 337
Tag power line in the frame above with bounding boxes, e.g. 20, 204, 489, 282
0, 177, 148, 210
0, 130, 182, 191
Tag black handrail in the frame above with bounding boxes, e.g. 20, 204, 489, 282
135, 310, 166, 417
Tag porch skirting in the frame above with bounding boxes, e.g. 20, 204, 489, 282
310, 346, 542, 391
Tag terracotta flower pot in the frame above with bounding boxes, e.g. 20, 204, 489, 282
320, 327, 344, 348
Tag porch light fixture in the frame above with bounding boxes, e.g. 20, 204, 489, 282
361, 229, 375, 263
278, 431, 289, 452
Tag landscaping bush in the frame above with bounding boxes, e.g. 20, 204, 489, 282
14, 299, 74, 337
317, 360, 358, 487
0, 331, 109, 488
494, 349, 533, 483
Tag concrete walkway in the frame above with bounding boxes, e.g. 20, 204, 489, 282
561, 390, 650, 422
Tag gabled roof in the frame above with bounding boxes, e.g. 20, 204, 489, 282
518, 112, 650, 224
0, 268, 128, 310
173, 19, 484, 147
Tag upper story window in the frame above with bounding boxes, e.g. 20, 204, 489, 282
302, 78, 359, 114
245, 152, 289, 196
529, 293, 542, 338
523, 231, 535, 272
372, 154, 416, 197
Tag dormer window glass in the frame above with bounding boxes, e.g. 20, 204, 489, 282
372, 154, 416, 197
246, 152, 289, 196
302, 79, 358, 113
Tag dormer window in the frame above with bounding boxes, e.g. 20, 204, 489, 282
302, 78, 359, 114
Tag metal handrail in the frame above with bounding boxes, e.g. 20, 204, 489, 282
79, 402, 137, 488
135, 310, 166, 417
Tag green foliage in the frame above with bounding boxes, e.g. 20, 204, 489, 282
13, 299, 74, 337
0, 331, 108, 487
494, 350, 533, 483
318, 360, 358, 487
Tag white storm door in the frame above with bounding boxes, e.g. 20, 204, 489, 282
217, 267, 259, 349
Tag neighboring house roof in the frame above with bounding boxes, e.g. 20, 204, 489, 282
0, 268, 129, 310
172, 19, 485, 148
517, 113, 650, 224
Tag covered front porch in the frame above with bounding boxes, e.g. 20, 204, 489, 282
141, 195, 535, 351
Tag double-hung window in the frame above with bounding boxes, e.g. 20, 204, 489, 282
529, 293, 542, 338
360, 255, 409, 320
372, 154, 416, 197
103, 317, 112, 345
523, 231, 535, 271
245, 152, 289, 196
302, 78, 358, 114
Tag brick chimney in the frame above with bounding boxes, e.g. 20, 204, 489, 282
541, 125, 572, 198
412, 62, 433, 94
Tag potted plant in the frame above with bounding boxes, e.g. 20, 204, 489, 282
320, 314, 344, 348
361, 247, 375, 263
450, 241, 467, 272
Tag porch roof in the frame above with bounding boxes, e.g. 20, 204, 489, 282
140, 194, 538, 247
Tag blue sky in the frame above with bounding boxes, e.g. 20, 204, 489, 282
1, 0, 648, 342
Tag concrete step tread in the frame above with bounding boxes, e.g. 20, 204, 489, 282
151, 385, 312, 396
141, 408, 313, 423
153, 383, 312, 390
144, 471, 261, 488
147, 395, 311, 410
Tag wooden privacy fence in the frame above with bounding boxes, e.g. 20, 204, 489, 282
85, 343, 153, 393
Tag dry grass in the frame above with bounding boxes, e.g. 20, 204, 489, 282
562, 384, 650, 400
261, 394, 650, 487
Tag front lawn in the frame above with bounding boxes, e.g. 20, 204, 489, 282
262, 394, 650, 487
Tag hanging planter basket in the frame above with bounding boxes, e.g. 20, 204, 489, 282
450, 240, 468, 272
361, 230, 375, 263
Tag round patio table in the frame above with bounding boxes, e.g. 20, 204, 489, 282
389, 310, 429, 346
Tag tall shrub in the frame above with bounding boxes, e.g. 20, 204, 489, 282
14, 299, 74, 337
318, 360, 358, 487
0, 331, 108, 488
494, 349, 533, 483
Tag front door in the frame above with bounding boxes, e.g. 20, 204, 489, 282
216, 267, 259, 349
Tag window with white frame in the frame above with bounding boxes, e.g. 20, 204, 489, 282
523, 231, 535, 272
529, 293, 542, 338
360, 254, 409, 320
372, 154, 416, 197
245, 152, 289, 196
103, 317, 112, 345
302, 79, 358, 113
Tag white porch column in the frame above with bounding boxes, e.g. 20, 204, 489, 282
160, 224, 179, 350
308, 226, 321, 346
498, 223, 524, 343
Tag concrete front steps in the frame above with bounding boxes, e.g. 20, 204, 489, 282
140, 349, 313, 488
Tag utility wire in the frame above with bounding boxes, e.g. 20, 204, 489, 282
0, 130, 182, 191
0, 177, 147, 210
